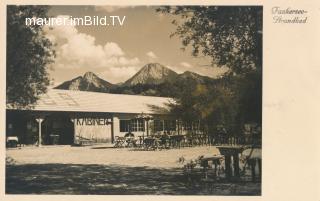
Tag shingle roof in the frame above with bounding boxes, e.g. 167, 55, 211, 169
7, 89, 173, 114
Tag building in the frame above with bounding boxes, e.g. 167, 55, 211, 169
6, 89, 179, 145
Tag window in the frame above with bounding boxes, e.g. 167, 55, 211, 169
154, 120, 164, 132
154, 120, 176, 131
131, 119, 144, 132
120, 120, 131, 132
183, 122, 192, 131
164, 120, 176, 131
182, 121, 202, 131
119, 119, 145, 132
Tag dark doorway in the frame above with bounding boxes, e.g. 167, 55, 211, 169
42, 114, 74, 145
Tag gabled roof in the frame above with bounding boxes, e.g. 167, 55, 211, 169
7, 89, 173, 114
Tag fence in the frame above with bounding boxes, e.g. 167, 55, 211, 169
212, 134, 261, 147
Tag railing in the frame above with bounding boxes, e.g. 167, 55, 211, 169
212, 134, 261, 147
112, 133, 261, 150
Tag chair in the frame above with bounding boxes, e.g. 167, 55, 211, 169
158, 135, 169, 149
114, 136, 126, 148
125, 137, 137, 148
143, 137, 157, 150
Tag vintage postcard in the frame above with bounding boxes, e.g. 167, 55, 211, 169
1, 0, 319, 200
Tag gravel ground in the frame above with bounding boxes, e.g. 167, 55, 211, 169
6, 145, 222, 168
6, 145, 261, 195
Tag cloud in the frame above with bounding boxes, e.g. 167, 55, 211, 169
99, 66, 139, 83
180, 62, 192, 68
94, 6, 129, 13
44, 15, 141, 71
166, 65, 184, 74
146, 51, 158, 59
165, 62, 192, 74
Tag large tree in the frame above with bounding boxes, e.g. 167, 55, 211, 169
158, 6, 262, 132
7, 6, 55, 108
157, 6, 262, 75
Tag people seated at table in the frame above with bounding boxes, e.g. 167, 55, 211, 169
124, 132, 137, 147
124, 132, 134, 138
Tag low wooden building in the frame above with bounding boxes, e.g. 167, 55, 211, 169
6, 89, 177, 145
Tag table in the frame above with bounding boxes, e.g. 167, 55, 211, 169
169, 135, 184, 148
217, 146, 245, 179
6, 136, 19, 148
200, 155, 223, 179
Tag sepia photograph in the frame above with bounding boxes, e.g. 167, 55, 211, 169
5, 5, 263, 195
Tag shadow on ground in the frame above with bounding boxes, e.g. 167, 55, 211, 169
6, 163, 261, 195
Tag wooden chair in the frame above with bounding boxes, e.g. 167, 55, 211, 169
114, 136, 126, 148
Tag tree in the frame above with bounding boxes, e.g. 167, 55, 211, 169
7, 6, 55, 108
157, 6, 262, 75
157, 6, 262, 134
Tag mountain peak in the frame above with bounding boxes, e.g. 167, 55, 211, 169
55, 71, 114, 92
124, 63, 178, 86
83, 71, 98, 81
144, 63, 164, 69
178, 70, 211, 83
141, 63, 172, 76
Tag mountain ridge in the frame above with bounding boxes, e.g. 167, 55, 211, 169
54, 63, 215, 96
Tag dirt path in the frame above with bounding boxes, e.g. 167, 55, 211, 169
6, 145, 261, 195
6, 145, 221, 168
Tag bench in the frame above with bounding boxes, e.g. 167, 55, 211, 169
74, 136, 94, 146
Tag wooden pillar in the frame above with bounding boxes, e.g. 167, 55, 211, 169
70, 118, 76, 144
162, 120, 165, 133
111, 116, 114, 143
233, 153, 240, 178
142, 120, 146, 140
191, 123, 194, 135
176, 120, 179, 135
214, 160, 218, 178
225, 155, 232, 179
36, 118, 44, 147
146, 120, 149, 136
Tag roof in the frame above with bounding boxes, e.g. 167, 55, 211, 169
7, 89, 174, 114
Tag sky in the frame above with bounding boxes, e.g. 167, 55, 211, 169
46, 6, 227, 86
